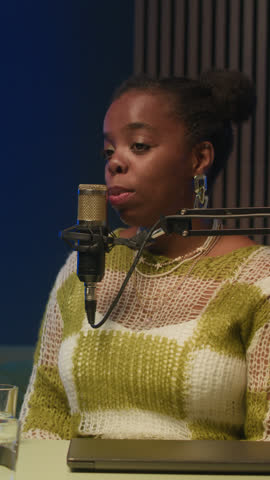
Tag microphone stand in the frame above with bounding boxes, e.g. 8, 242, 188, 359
61, 206, 270, 328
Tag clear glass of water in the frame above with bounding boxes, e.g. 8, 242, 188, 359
0, 384, 20, 473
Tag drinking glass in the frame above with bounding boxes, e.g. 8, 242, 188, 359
0, 385, 20, 473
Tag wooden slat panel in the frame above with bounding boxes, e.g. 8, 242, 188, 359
266, 2, 270, 243
253, 0, 267, 243
201, 0, 213, 70
229, 0, 240, 69
133, 0, 270, 243
227, 0, 241, 213
211, 0, 226, 208
160, 0, 172, 76
133, 0, 146, 74
254, 0, 267, 208
186, 0, 200, 77
239, 0, 253, 232
146, 0, 160, 75
215, 0, 226, 68
225, 0, 241, 229
173, 0, 186, 75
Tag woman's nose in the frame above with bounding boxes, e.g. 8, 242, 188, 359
107, 154, 128, 176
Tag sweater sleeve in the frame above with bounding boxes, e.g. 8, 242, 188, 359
244, 277, 270, 440
19, 254, 77, 440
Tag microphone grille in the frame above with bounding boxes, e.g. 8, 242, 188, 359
77, 184, 107, 224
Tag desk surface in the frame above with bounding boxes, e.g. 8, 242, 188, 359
1, 440, 270, 480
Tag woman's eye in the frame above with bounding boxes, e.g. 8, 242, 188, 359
131, 143, 150, 153
102, 148, 114, 161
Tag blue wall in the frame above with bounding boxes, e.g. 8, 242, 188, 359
1, 0, 133, 344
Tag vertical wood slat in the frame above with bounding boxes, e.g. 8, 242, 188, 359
173, 0, 186, 75
160, 0, 172, 76
133, 0, 146, 74
186, 0, 200, 77
201, 0, 213, 71
253, 0, 267, 243
146, 0, 160, 75
215, 0, 226, 68
133, 0, 270, 244
225, 0, 241, 230
239, 0, 253, 232
266, 2, 270, 239
210, 0, 226, 209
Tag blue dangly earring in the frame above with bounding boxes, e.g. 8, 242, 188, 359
193, 174, 208, 208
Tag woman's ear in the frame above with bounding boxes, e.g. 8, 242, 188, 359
191, 142, 214, 175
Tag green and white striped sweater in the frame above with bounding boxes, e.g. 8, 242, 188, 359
20, 238, 270, 441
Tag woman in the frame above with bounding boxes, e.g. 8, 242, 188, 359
20, 71, 270, 441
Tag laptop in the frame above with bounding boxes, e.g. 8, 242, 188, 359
67, 438, 270, 473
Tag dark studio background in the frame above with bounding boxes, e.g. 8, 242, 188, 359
1, 0, 134, 345
2, 0, 270, 349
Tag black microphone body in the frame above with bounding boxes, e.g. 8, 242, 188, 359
76, 185, 107, 325
77, 230, 106, 284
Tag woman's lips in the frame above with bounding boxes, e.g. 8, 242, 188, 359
108, 188, 135, 207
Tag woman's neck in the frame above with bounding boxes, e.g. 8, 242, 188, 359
145, 218, 213, 259
120, 219, 257, 259
145, 219, 257, 259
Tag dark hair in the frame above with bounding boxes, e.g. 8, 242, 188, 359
112, 70, 256, 189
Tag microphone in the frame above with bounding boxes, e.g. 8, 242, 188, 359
76, 184, 107, 326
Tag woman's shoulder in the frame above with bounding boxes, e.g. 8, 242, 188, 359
210, 235, 257, 257
211, 236, 270, 287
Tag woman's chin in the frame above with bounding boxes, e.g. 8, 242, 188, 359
118, 210, 158, 229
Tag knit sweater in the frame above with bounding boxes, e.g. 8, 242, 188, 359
20, 236, 270, 441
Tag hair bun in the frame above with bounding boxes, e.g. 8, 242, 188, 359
199, 70, 256, 123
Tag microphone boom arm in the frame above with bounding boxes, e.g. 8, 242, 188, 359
151, 207, 270, 239
61, 206, 270, 254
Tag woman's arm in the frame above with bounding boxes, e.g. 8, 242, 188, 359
244, 283, 270, 440
19, 254, 77, 439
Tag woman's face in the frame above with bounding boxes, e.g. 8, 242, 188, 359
103, 90, 195, 227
